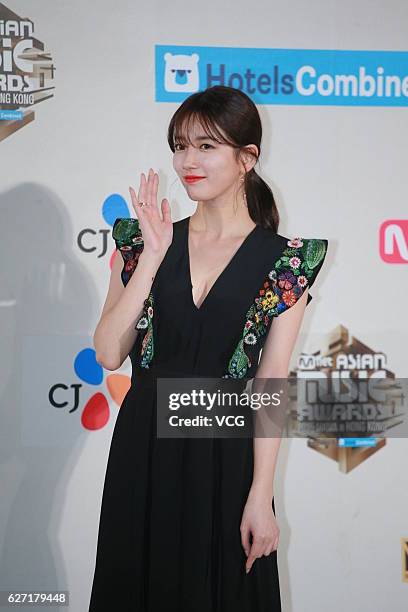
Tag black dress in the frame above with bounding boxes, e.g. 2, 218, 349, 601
88, 215, 328, 611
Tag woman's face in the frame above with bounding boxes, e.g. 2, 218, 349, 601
172, 119, 243, 203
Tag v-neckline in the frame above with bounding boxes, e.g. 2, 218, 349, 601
185, 215, 259, 312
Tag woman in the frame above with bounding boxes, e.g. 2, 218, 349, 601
89, 85, 328, 611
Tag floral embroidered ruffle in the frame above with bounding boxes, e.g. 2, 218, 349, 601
224, 236, 329, 379
112, 217, 154, 368
112, 220, 328, 377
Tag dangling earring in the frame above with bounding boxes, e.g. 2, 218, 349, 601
240, 174, 247, 205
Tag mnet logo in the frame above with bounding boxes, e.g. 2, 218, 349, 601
379, 220, 408, 263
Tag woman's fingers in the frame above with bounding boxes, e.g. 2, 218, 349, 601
129, 185, 141, 217
152, 172, 159, 210
138, 172, 147, 205
147, 169, 160, 215
245, 537, 264, 574
147, 168, 154, 206
129, 185, 149, 237
137, 169, 159, 214
240, 523, 250, 557
146, 168, 156, 209
128, 170, 173, 254
161, 198, 172, 224
264, 541, 275, 556
244, 531, 278, 573
130, 170, 153, 215
129, 184, 147, 221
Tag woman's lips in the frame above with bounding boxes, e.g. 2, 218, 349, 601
184, 176, 206, 183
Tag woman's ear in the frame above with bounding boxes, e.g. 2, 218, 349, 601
240, 144, 259, 172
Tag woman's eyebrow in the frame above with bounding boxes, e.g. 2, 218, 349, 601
193, 135, 217, 142
174, 135, 217, 144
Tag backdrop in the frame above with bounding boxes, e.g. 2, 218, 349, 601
1, 1, 407, 610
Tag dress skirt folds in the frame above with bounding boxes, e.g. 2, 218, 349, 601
88, 215, 328, 611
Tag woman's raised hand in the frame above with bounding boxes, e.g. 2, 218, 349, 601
129, 168, 173, 260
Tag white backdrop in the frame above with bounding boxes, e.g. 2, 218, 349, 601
1, 0, 407, 610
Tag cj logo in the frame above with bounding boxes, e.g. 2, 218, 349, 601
49, 347, 130, 431
77, 192, 132, 262
164, 52, 200, 92
379, 220, 408, 263
68, 192, 136, 430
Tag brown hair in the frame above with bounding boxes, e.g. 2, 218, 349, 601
167, 85, 279, 231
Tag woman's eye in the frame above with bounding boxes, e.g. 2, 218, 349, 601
174, 143, 213, 151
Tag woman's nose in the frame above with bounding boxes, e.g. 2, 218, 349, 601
182, 146, 199, 168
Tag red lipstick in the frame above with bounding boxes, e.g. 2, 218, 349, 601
184, 175, 206, 183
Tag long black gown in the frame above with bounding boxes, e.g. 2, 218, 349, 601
88, 215, 328, 611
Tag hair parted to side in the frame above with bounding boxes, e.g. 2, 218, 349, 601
167, 85, 279, 232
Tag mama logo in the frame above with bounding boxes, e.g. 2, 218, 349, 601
0, 2, 56, 142
292, 324, 400, 473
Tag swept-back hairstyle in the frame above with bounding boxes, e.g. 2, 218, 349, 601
167, 85, 279, 232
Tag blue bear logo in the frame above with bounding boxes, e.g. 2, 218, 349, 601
164, 52, 200, 92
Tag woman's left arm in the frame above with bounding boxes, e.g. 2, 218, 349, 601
241, 287, 309, 574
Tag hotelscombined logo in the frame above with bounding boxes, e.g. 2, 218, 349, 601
0, 2, 56, 142
155, 45, 408, 107
49, 347, 130, 431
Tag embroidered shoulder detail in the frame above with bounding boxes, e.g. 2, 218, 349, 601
223, 236, 328, 379
135, 294, 154, 368
112, 217, 154, 369
112, 217, 144, 287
